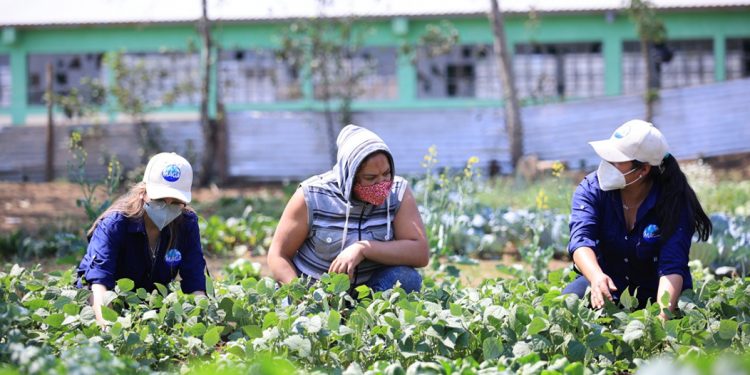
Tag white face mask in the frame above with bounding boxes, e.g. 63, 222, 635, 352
144, 200, 183, 231
596, 161, 642, 191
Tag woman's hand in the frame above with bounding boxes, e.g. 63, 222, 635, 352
590, 272, 618, 309
329, 242, 366, 280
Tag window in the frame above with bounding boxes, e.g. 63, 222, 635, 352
119, 52, 200, 105
514, 42, 604, 100
623, 40, 714, 94
0, 55, 9, 107
218, 49, 301, 103
727, 38, 750, 80
27, 53, 105, 105
417, 45, 500, 99
313, 47, 398, 100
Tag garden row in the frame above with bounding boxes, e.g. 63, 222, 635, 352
0, 261, 748, 374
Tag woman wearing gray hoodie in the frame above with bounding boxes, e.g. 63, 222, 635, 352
268, 125, 429, 293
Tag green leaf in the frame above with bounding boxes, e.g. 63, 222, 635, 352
44, 313, 65, 328
116, 278, 134, 293
63, 303, 79, 316
206, 274, 215, 297
620, 287, 636, 311
327, 310, 341, 331
263, 312, 279, 330
142, 310, 159, 321
564, 362, 584, 375
585, 333, 608, 349
126, 332, 140, 346
449, 303, 463, 317
154, 283, 168, 297
527, 317, 548, 336
719, 319, 738, 340
355, 284, 371, 299
566, 340, 586, 362
242, 325, 262, 339
482, 337, 503, 360
189, 322, 207, 337
623, 319, 646, 343
101, 306, 118, 322
136, 288, 148, 300
203, 326, 222, 347
110, 322, 123, 336
26, 281, 45, 292
327, 274, 350, 294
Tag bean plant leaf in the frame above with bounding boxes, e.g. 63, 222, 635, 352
482, 337, 503, 360
44, 313, 65, 328
116, 279, 134, 293
566, 339, 586, 362
719, 319, 738, 340
623, 319, 646, 343
527, 317, 548, 335
101, 306, 118, 322
328, 310, 341, 331
203, 326, 223, 347
620, 287, 636, 311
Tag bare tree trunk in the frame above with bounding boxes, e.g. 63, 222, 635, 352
641, 39, 655, 122
198, 0, 215, 186
215, 102, 228, 184
320, 47, 339, 166
489, 0, 524, 170
45, 63, 55, 182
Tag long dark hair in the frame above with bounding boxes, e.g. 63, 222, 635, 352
639, 155, 712, 241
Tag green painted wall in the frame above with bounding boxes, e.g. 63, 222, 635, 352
1, 9, 749, 125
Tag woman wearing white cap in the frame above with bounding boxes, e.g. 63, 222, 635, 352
76, 152, 207, 327
563, 120, 712, 319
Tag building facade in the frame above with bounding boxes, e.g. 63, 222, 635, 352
1, 1, 749, 180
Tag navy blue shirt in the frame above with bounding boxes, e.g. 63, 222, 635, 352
568, 172, 694, 299
77, 211, 207, 293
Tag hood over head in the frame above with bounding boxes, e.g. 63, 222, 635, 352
334, 124, 395, 202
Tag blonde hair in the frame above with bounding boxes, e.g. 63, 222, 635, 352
87, 181, 195, 250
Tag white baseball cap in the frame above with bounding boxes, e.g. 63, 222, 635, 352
589, 119, 670, 166
142, 152, 193, 203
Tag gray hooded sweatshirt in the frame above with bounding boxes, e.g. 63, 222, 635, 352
292, 125, 408, 284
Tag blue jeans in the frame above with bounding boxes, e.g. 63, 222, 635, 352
362, 266, 422, 293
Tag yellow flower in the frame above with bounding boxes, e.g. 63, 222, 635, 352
551, 161, 565, 178
536, 189, 549, 210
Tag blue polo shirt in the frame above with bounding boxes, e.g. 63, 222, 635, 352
76, 211, 207, 293
568, 172, 694, 300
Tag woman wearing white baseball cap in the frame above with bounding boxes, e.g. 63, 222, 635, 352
76, 152, 207, 327
563, 119, 712, 319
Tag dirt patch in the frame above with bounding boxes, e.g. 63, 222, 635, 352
0, 181, 285, 234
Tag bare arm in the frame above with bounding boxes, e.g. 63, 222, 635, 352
267, 188, 309, 284
572, 247, 617, 309
657, 274, 683, 319
329, 187, 429, 278
90, 283, 108, 326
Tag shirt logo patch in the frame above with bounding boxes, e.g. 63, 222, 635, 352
643, 224, 661, 244
162, 164, 181, 182
165, 248, 182, 267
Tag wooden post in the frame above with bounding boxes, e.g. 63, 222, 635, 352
45, 62, 55, 182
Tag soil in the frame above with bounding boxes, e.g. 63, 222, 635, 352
0, 181, 283, 234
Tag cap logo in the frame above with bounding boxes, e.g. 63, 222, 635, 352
162, 164, 181, 182
614, 124, 631, 139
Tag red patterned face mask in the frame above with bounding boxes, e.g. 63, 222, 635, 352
353, 180, 393, 206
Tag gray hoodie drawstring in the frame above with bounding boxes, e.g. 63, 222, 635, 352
340, 203, 351, 253
386, 193, 391, 240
